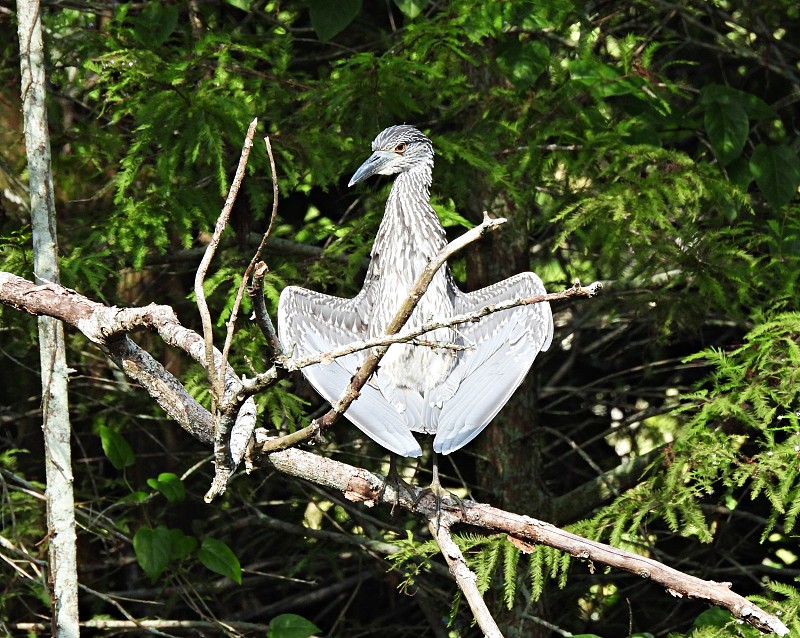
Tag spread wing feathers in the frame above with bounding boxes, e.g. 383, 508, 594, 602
432, 272, 554, 454
278, 286, 423, 457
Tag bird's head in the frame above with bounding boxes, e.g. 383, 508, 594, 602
348, 125, 434, 187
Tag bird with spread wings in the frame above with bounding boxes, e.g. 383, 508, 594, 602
278, 125, 553, 489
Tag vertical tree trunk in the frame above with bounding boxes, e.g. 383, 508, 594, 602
466, 211, 553, 518
17, 1, 80, 636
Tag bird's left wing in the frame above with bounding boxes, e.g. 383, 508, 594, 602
278, 286, 423, 457
432, 272, 553, 454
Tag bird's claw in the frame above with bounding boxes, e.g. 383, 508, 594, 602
378, 458, 417, 515
414, 480, 465, 531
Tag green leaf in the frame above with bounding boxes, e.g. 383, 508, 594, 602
568, 57, 638, 97
133, 526, 172, 582
691, 607, 733, 628
267, 614, 321, 638
750, 144, 800, 208
704, 99, 748, 165
98, 425, 135, 470
132, 525, 196, 582
308, 0, 361, 42
146, 472, 186, 503
496, 39, 550, 90
700, 84, 776, 120
393, 0, 427, 19
133, 3, 179, 48
198, 537, 242, 584
168, 528, 197, 561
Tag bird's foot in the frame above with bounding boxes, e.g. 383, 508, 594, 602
413, 479, 466, 531
377, 457, 417, 515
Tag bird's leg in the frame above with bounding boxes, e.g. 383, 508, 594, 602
414, 453, 464, 530
377, 456, 417, 515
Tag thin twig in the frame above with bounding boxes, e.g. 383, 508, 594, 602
220, 135, 281, 376
249, 261, 284, 358
193, 117, 258, 404
281, 281, 602, 372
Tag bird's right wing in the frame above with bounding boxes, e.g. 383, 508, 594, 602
278, 286, 422, 457
431, 272, 554, 454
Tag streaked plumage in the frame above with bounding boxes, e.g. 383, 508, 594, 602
278, 125, 553, 458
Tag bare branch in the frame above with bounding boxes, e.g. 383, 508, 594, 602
428, 518, 503, 638
249, 261, 284, 358
281, 280, 603, 372
0, 272, 788, 635
261, 443, 789, 637
193, 116, 258, 403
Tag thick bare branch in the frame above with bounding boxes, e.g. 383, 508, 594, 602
261, 442, 789, 637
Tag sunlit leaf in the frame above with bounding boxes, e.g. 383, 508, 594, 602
198, 537, 242, 584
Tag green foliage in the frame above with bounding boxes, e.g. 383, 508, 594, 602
133, 526, 241, 584
146, 472, 186, 503
98, 425, 135, 470
267, 613, 321, 638
198, 537, 242, 584
133, 524, 198, 582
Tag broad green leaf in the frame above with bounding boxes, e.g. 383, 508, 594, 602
691, 607, 733, 628
700, 84, 775, 120
704, 99, 748, 165
133, 526, 172, 582
133, 525, 196, 582
393, 0, 427, 19
146, 472, 186, 503
133, 3, 179, 48
267, 613, 321, 638
750, 144, 800, 208
198, 537, 242, 584
225, 0, 252, 9
308, 0, 361, 42
496, 39, 550, 90
98, 425, 135, 470
167, 528, 197, 560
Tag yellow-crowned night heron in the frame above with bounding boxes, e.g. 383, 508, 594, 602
278, 125, 553, 495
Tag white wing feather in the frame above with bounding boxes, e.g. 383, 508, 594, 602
278, 286, 423, 457
432, 272, 553, 454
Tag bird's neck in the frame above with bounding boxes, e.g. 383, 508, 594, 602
378, 168, 444, 256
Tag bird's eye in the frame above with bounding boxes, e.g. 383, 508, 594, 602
394, 142, 406, 154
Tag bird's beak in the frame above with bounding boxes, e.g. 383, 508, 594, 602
348, 151, 395, 187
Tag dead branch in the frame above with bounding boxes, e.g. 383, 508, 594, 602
194, 117, 258, 403
428, 517, 503, 638
280, 280, 602, 372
